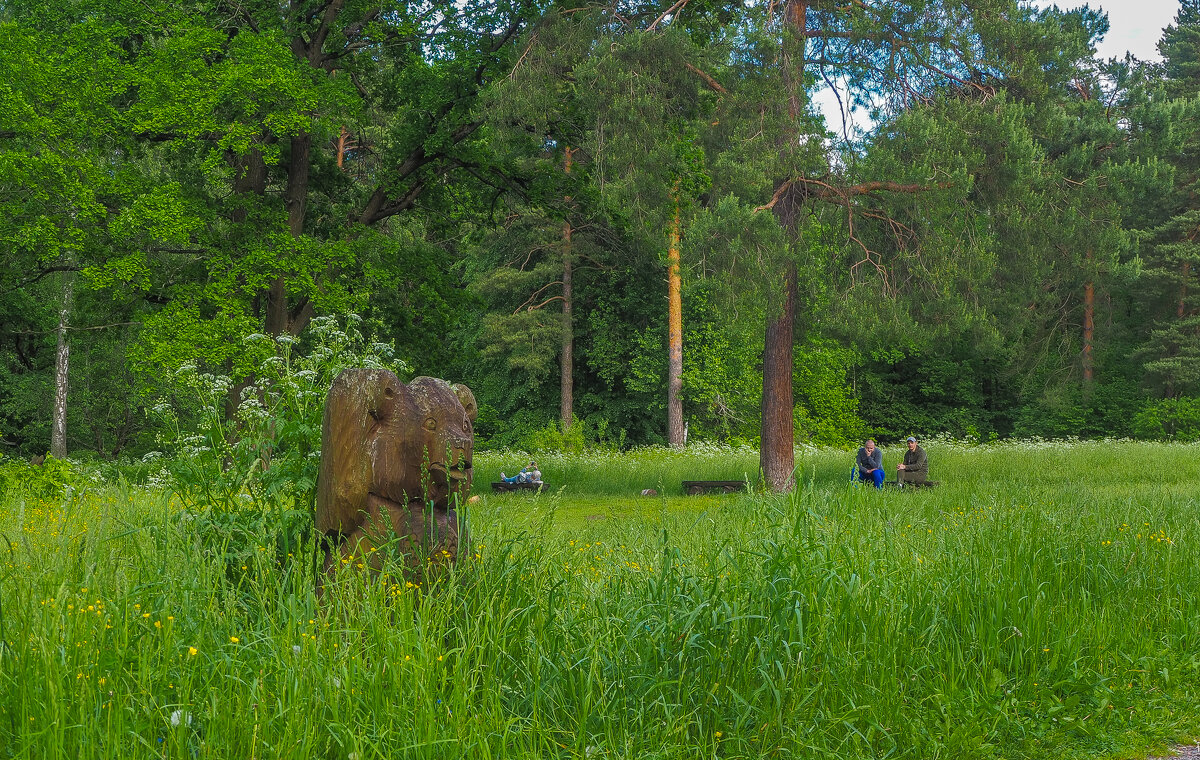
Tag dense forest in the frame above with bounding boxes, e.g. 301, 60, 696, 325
2, 0, 1199, 484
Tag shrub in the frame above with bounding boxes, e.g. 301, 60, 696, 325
150, 315, 407, 511
1130, 397, 1200, 441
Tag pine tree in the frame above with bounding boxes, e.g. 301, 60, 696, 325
1135, 1, 1200, 396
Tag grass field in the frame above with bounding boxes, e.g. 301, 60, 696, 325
2, 440, 1199, 758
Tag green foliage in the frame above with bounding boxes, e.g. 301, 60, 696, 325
0, 454, 74, 499
1130, 397, 1200, 441
151, 315, 407, 512
515, 415, 627, 455
6, 0, 1200, 464
792, 338, 866, 447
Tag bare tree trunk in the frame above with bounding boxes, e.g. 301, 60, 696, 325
266, 132, 312, 337
761, 263, 797, 491
1083, 248, 1094, 384
51, 271, 75, 459
667, 189, 685, 447
561, 147, 575, 432
759, 0, 807, 491
1178, 260, 1189, 319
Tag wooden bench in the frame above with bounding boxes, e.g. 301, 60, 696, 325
682, 480, 748, 495
490, 481, 548, 493
885, 479, 939, 489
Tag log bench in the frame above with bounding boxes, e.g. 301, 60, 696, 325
682, 480, 749, 495
490, 481, 548, 493
885, 480, 940, 489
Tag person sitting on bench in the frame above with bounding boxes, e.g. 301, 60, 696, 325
896, 436, 928, 485
500, 461, 541, 484
856, 439, 885, 489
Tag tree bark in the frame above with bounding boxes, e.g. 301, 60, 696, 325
761, 262, 797, 491
336, 126, 350, 169
759, 0, 807, 491
1178, 260, 1189, 319
263, 132, 313, 337
667, 188, 685, 447
1083, 248, 1094, 384
560, 147, 575, 432
51, 271, 75, 459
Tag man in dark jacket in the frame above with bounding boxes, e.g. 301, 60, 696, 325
896, 436, 928, 485
856, 438, 884, 488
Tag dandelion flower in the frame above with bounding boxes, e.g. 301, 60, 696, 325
230, 636, 240, 644
188, 647, 198, 656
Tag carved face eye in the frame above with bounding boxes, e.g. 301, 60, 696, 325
384, 386, 395, 398
462, 418, 470, 433
424, 417, 437, 432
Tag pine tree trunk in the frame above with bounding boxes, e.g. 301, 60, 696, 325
667, 189, 684, 447
1083, 248, 1094, 384
1178, 260, 1189, 319
51, 271, 75, 459
761, 262, 797, 491
561, 147, 575, 432
337, 127, 349, 169
759, 0, 807, 491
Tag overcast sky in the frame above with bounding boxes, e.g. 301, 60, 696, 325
1038, 0, 1180, 60
817, 0, 1182, 137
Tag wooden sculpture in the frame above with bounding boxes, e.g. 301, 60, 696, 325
316, 369, 476, 581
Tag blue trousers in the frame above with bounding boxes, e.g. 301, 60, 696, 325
858, 468, 885, 489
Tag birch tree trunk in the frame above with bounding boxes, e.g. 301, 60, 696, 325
51, 271, 75, 459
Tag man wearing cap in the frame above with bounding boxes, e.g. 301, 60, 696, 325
896, 437, 928, 485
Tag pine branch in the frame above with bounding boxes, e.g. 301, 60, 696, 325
755, 177, 955, 212
685, 63, 727, 94
513, 281, 565, 313
648, 0, 689, 32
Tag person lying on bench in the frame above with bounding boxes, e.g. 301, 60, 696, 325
896, 436, 928, 485
856, 439, 884, 489
500, 461, 542, 484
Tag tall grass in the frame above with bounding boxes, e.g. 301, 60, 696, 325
477, 442, 761, 495
1, 440, 1199, 758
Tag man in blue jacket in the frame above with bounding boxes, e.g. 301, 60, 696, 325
856, 439, 884, 489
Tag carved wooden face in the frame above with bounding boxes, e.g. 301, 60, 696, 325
407, 376, 474, 507
316, 369, 477, 535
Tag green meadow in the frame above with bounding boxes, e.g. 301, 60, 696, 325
2, 440, 1199, 759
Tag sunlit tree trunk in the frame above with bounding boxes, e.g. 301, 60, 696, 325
667, 186, 684, 447
336, 126, 350, 169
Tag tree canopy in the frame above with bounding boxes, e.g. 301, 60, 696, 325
2, 0, 1198, 482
